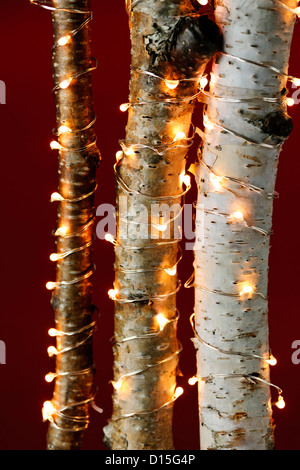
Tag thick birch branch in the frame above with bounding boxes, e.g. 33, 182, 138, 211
193, 0, 296, 450
103, 0, 221, 450
43, 0, 100, 450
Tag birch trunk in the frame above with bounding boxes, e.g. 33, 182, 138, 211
41, 0, 100, 450
103, 0, 220, 450
192, 0, 296, 450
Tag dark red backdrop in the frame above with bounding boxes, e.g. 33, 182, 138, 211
0, 0, 299, 450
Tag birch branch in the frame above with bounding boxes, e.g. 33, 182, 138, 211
103, 0, 221, 450
35, 0, 101, 450
192, 0, 296, 450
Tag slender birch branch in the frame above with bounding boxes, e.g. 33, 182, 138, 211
192, 0, 296, 450
103, 0, 221, 450
39, 0, 101, 450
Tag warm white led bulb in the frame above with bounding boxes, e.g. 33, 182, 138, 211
48, 328, 60, 337
198, 0, 208, 4
199, 76, 208, 89
42, 401, 56, 422
165, 266, 177, 276
286, 97, 295, 107
156, 314, 170, 331
188, 376, 198, 386
58, 125, 72, 135
230, 211, 244, 222
210, 173, 224, 191
180, 173, 191, 187
174, 131, 186, 142
55, 226, 68, 237
120, 103, 130, 112
174, 387, 184, 399
165, 79, 179, 90
47, 346, 58, 357
51, 192, 64, 202
112, 379, 123, 390
267, 354, 277, 366
292, 77, 300, 87
108, 289, 117, 300
45, 372, 56, 383
49, 253, 60, 262
123, 146, 135, 157
50, 141, 63, 150
58, 35, 71, 46
239, 285, 254, 296
155, 223, 168, 232
116, 150, 123, 162
46, 281, 57, 291
105, 233, 116, 244
59, 78, 72, 89
276, 395, 285, 409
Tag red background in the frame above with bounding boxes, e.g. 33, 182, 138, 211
0, 0, 299, 450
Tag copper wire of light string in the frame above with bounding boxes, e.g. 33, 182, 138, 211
30, 0, 102, 431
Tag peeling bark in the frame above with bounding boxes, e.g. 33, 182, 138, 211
103, 0, 220, 450
45, 0, 100, 450
193, 0, 296, 450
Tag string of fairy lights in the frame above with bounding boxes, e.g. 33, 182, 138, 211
32, 0, 300, 432
182, 0, 300, 412
29, 0, 102, 431
116, 0, 300, 418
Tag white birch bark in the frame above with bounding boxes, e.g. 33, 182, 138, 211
193, 0, 296, 450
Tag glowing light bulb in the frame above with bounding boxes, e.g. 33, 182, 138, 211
58, 35, 71, 46
239, 285, 254, 297
46, 281, 57, 291
203, 114, 214, 131
198, 0, 208, 4
180, 173, 191, 187
48, 328, 61, 337
47, 346, 58, 357
105, 233, 116, 245
267, 354, 277, 366
292, 77, 300, 87
286, 97, 295, 106
51, 192, 64, 202
42, 401, 56, 422
230, 211, 244, 223
155, 223, 168, 232
58, 125, 72, 134
165, 79, 179, 90
276, 395, 285, 409
165, 266, 177, 276
174, 387, 184, 399
108, 289, 117, 300
210, 173, 224, 191
50, 141, 63, 150
116, 150, 123, 162
188, 376, 198, 386
120, 103, 130, 112
112, 379, 123, 390
124, 146, 135, 157
174, 131, 186, 142
45, 372, 56, 383
59, 78, 72, 89
49, 253, 59, 262
200, 76, 208, 89
156, 314, 170, 331
55, 226, 68, 237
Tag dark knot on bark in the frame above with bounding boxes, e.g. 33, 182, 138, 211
146, 15, 223, 80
